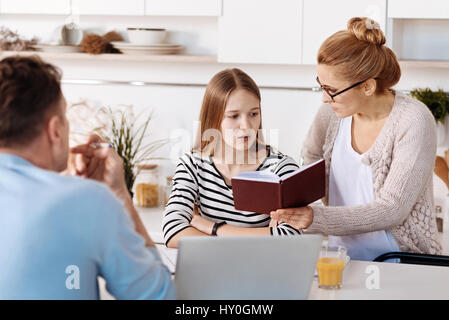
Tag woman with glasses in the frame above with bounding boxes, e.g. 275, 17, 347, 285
271, 17, 442, 260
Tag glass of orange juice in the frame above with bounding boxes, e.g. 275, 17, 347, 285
317, 245, 347, 289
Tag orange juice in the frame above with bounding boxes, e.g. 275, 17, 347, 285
317, 257, 345, 288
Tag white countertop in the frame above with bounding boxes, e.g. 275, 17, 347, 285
309, 260, 449, 300
137, 206, 166, 244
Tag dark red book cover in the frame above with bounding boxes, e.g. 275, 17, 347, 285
231, 159, 325, 214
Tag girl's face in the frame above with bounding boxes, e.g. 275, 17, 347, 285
220, 89, 261, 152
317, 64, 369, 118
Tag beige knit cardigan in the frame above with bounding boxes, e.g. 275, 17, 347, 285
302, 91, 442, 255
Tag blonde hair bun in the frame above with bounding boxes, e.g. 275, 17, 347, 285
347, 17, 385, 46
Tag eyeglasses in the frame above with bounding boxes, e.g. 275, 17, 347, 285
316, 76, 373, 102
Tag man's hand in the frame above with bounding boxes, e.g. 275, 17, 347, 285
70, 134, 129, 200
270, 206, 314, 230
70, 135, 155, 247
67, 134, 104, 179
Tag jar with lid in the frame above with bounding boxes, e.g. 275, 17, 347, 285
134, 164, 160, 207
164, 176, 173, 206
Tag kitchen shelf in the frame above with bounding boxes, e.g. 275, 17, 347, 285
0, 50, 217, 63
399, 60, 449, 69
1, 51, 449, 68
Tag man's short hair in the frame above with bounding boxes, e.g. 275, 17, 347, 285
0, 55, 62, 147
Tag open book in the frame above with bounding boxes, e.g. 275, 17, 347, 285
231, 159, 325, 214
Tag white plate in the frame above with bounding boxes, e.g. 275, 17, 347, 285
119, 48, 183, 55
111, 41, 180, 48
116, 45, 184, 55
34, 44, 81, 53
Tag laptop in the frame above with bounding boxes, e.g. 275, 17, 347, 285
175, 234, 323, 300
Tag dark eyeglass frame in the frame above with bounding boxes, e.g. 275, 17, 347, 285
316, 76, 375, 102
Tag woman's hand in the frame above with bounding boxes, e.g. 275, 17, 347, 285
270, 206, 314, 230
190, 214, 215, 235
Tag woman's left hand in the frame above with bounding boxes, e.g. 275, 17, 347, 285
190, 214, 215, 235
270, 206, 314, 230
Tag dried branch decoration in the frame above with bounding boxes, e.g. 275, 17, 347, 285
0, 27, 37, 51
80, 33, 121, 55
102, 31, 123, 43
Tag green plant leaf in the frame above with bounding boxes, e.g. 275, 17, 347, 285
95, 106, 169, 194
409, 88, 449, 124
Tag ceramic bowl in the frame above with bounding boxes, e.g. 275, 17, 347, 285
127, 28, 166, 45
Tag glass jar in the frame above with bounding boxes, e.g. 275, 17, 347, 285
164, 176, 173, 206
134, 164, 160, 207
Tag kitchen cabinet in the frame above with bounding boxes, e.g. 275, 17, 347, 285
388, 0, 449, 19
218, 0, 303, 64
72, 0, 144, 16
144, 0, 222, 16
0, 0, 71, 14
302, 0, 386, 64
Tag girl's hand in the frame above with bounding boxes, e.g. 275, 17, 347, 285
269, 218, 279, 228
270, 206, 314, 230
190, 214, 215, 235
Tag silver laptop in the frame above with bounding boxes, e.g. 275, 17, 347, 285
175, 235, 322, 300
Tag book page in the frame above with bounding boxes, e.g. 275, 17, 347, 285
232, 170, 281, 183
280, 159, 325, 181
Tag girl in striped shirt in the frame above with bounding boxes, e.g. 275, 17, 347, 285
163, 68, 301, 248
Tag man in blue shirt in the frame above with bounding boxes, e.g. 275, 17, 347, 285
0, 56, 175, 299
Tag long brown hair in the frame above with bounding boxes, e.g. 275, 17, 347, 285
193, 68, 264, 155
318, 17, 401, 94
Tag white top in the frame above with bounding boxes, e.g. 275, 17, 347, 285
328, 116, 399, 261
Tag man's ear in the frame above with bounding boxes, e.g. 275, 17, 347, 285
363, 78, 377, 96
46, 115, 63, 145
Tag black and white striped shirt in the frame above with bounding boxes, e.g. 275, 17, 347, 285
163, 146, 302, 245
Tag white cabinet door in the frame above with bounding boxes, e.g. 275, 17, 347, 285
72, 0, 144, 16
218, 0, 302, 64
302, 0, 386, 65
388, 0, 449, 19
0, 0, 71, 14
144, 0, 222, 16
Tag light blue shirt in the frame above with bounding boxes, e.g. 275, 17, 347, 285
0, 154, 176, 299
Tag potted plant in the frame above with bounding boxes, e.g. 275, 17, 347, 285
410, 89, 449, 195
409, 88, 449, 146
67, 101, 169, 195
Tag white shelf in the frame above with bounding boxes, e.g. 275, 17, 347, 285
0, 50, 217, 64
2, 51, 449, 68
399, 60, 449, 69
